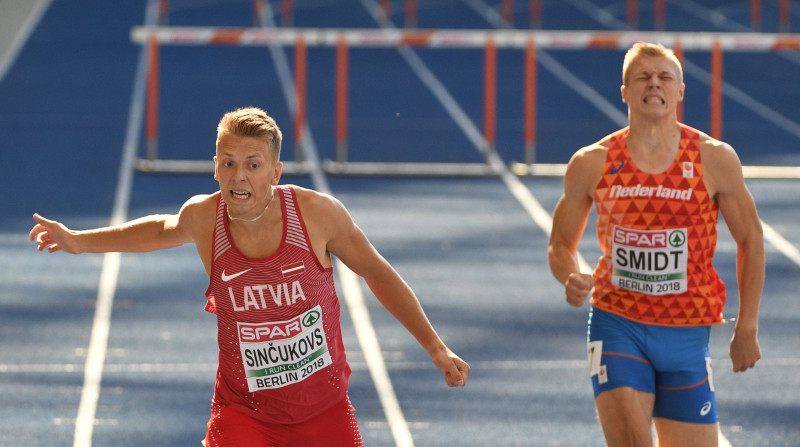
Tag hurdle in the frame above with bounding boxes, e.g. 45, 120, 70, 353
750, 0, 793, 32
154, 1, 791, 33
131, 27, 800, 177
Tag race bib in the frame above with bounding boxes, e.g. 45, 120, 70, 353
237, 306, 331, 391
611, 226, 688, 296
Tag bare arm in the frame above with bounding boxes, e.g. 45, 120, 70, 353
312, 192, 469, 387
548, 144, 605, 307
703, 139, 764, 372
29, 194, 213, 255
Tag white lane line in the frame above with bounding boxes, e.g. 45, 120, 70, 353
682, 57, 800, 141
465, 4, 781, 447
73, 1, 155, 446
73, 253, 119, 447
544, 4, 800, 270
260, 2, 414, 446
5, 355, 800, 374
0, 0, 52, 84
338, 265, 415, 447
377, 8, 592, 271
536, 50, 628, 127
480, 0, 800, 274
761, 221, 800, 268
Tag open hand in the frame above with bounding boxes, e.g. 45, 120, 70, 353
29, 213, 78, 254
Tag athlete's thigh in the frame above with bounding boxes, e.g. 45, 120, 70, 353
589, 308, 658, 445
205, 404, 287, 447
596, 387, 656, 447
654, 419, 719, 447
588, 307, 656, 396
649, 325, 717, 424
288, 396, 363, 447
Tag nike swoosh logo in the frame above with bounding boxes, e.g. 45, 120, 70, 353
221, 269, 252, 282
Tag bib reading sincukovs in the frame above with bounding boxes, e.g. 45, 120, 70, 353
237, 305, 332, 391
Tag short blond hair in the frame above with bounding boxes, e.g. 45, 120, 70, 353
216, 107, 282, 161
622, 42, 683, 86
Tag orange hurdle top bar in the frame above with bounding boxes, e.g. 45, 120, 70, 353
131, 27, 800, 51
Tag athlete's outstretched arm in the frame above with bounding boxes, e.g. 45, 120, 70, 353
29, 195, 210, 255
30, 213, 184, 254
322, 195, 469, 388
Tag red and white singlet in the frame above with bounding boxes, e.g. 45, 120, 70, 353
205, 185, 350, 424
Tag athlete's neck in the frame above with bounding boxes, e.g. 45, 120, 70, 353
227, 188, 275, 223
625, 122, 681, 174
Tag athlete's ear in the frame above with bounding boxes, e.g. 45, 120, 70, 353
621, 85, 628, 104
272, 161, 283, 185
213, 155, 219, 181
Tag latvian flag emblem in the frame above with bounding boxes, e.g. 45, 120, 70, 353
281, 261, 305, 278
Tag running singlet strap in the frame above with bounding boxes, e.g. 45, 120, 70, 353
204, 186, 350, 424
591, 124, 726, 326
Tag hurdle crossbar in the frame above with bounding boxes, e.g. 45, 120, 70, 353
131, 27, 800, 51
131, 27, 800, 178
136, 160, 800, 180
510, 163, 800, 179
134, 158, 559, 177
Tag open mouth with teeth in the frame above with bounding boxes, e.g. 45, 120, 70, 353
231, 190, 251, 200
644, 96, 665, 105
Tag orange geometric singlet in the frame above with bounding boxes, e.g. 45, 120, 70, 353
591, 124, 726, 326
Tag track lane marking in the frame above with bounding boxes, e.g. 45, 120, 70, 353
259, 2, 414, 446
72, 1, 156, 445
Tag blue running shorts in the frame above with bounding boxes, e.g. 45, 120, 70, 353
587, 307, 717, 424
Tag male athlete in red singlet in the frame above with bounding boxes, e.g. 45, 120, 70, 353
203, 185, 357, 446
549, 43, 764, 447
30, 107, 470, 446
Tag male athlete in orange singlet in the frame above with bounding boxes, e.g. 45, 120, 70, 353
30, 107, 469, 446
548, 43, 764, 447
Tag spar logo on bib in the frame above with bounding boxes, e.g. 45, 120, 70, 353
237, 306, 332, 391
611, 226, 688, 296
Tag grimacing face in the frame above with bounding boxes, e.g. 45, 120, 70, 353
214, 133, 282, 220
621, 55, 685, 118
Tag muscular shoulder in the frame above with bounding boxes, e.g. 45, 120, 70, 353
179, 192, 218, 218
696, 131, 744, 199
564, 134, 612, 198
696, 130, 738, 164
291, 185, 353, 236
291, 185, 345, 215
177, 192, 218, 241
572, 136, 611, 166
288, 185, 359, 263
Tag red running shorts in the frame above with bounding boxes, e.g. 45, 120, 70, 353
203, 396, 363, 447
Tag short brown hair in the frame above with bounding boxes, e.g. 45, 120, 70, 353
216, 107, 283, 161
622, 42, 683, 86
